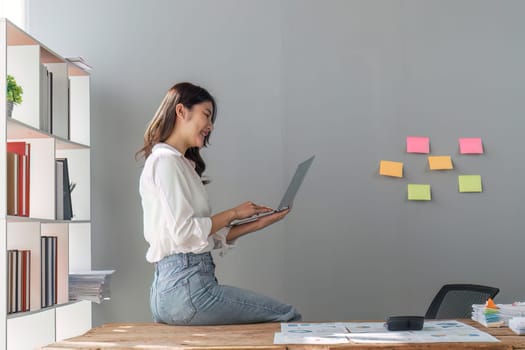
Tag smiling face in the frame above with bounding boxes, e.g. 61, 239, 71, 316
187, 101, 214, 149
170, 100, 214, 152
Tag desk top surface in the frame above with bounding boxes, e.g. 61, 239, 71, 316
42, 319, 525, 350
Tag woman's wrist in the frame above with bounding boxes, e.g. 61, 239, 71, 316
232, 208, 239, 221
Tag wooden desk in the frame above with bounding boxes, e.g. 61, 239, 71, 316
42, 319, 525, 350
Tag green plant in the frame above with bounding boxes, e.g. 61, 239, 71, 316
7, 74, 23, 105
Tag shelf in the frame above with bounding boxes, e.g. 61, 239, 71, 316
7, 117, 89, 150
6, 300, 87, 320
3, 17, 93, 347
6, 216, 90, 224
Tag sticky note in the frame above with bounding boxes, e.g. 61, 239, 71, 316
428, 156, 453, 170
458, 175, 482, 193
459, 138, 483, 154
486, 298, 498, 309
408, 184, 431, 201
379, 160, 403, 178
406, 136, 430, 154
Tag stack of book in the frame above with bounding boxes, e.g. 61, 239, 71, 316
69, 270, 114, 304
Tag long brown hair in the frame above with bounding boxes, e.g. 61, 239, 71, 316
136, 82, 217, 181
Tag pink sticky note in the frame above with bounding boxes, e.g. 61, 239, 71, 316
459, 138, 483, 154
406, 136, 430, 154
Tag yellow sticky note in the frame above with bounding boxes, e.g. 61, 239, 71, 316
428, 156, 453, 170
408, 184, 431, 201
379, 160, 403, 178
458, 175, 482, 193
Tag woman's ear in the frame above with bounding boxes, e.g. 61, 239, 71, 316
175, 103, 186, 119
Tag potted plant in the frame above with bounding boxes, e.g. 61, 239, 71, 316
7, 74, 23, 118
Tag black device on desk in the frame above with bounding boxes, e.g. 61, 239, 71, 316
386, 316, 425, 331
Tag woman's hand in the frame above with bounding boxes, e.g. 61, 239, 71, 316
232, 201, 273, 220
226, 208, 291, 242
255, 208, 290, 228
211, 201, 274, 237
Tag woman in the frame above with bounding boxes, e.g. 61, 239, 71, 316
137, 82, 301, 325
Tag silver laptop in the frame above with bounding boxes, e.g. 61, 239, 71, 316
229, 155, 315, 226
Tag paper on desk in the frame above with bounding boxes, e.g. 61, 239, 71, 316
346, 320, 474, 334
276, 320, 499, 345
423, 320, 478, 330
281, 322, 348, 334
345, 322, 387, 333
347, 329, 499, 344
347, 331, 420, 343
277, 323, 350, 344
344, 321, 499, 344
274, 332, 349, 344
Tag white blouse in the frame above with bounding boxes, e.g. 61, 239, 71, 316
139, 143, 233, 263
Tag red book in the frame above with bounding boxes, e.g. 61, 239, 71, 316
7, 142, 30, 217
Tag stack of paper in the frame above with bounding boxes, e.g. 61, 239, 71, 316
472, 306, 503, 327
499, 304, 525, 317
472, 299, 504, 327
472, 300, 525, 327
509, 317, 525, 335
69, 270, 114, 304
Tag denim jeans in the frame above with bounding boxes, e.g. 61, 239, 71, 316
150, 252, 302, 325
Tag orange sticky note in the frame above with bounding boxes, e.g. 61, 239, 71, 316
379, 160, 403, 178
486, 298, 498, 309
428, 156, 453, 170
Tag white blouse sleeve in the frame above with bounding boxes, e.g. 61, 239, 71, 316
212, 227, 237, 255
153, 156, 211, 252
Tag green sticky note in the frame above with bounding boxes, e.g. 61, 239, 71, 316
408, 184, 431, 200
458, 175, 482, 193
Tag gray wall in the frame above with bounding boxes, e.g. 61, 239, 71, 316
29, 0, 525, 325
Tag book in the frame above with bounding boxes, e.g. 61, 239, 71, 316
7, 152, 18, 215
56, 158, 73, 220
40, 64, 52, 133
45, 63, 69, 140
7, 141, 30, 216
55, 160, 64, 220
8, 250, 15, 313
21, 250, 30, 312
17, 250, 22, 312
41, 236, 58, 308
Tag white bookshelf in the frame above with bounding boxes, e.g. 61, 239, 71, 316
1, 18, 92, 349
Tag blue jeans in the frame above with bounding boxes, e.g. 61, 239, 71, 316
150, 252, 302, 325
